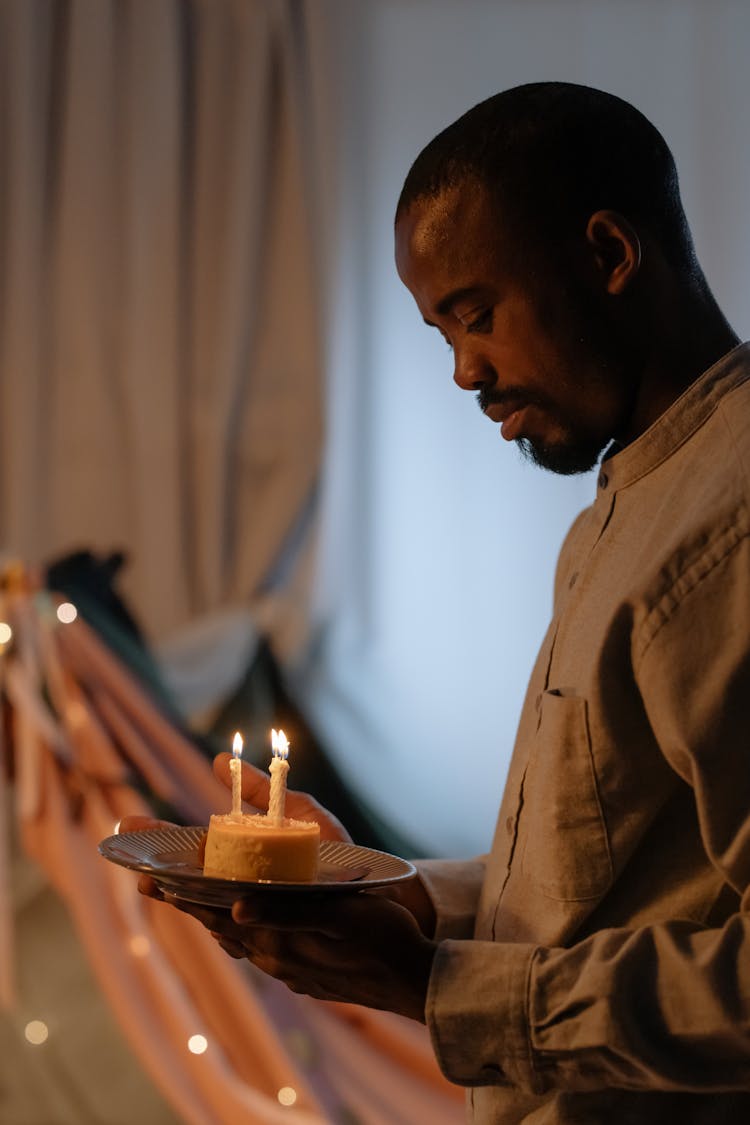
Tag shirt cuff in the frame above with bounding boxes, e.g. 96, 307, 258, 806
425, 938, 541, 1092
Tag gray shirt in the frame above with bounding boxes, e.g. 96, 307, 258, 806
421, 342, 750, 1123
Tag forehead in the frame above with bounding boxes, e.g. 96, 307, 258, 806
395, 182, 512, 303
396, 182, 501, 261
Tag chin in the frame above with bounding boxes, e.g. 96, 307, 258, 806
517, 436, 605, 476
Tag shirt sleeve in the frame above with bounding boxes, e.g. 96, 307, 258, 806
427, 517, 750, 1094
415, 857, 486, 940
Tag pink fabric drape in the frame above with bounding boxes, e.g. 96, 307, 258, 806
0, 587, 463, 1124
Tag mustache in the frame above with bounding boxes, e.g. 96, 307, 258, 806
476, 386, 553, 415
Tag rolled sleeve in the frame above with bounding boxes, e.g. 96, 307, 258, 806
426, 937, 541, 1092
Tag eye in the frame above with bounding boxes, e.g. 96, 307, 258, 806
465, 309, 493, 334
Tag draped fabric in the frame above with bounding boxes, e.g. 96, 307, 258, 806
0, 1, 456, 1118
0, 582, 463, 1123
0, 0, 322, 647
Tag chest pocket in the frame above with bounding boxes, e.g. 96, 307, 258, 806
521, 689, 613, 901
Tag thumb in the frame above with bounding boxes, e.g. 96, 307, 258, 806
213, 752, 269, 811
213, 751, 351, 842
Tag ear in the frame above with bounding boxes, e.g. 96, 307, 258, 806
585, 210, 641, 295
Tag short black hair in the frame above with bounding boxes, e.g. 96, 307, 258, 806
396, 82, 697, 272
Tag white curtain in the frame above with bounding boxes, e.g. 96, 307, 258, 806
0, 2, 327, 1120
0, 0, 322, 648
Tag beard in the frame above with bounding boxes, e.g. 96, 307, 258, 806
477, 386, 610, 476
516, 432, 607, 475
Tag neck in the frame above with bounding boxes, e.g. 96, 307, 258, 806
618, 273, 740, 444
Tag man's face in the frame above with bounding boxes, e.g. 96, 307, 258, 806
395, 181, 637, 474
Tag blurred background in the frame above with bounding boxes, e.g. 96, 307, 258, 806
0, 1, 748, 1122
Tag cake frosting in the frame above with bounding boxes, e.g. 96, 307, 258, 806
203, 812, 320, 882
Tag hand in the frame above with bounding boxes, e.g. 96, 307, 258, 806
212, 751, 352, 842
118, 745, 352, 851
167, 890, 437, 1022
126, 756, 439, 1016
211, 751, 436, 935
123, 754, 353, 907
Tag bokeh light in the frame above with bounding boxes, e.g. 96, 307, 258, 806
56, 602, 78, 624
129, 935, 151, 957
24, 1021, 49, 1045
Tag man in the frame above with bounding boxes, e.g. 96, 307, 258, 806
135, 83, 750, 1122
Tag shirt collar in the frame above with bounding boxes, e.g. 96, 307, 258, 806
599, 341, 750, 493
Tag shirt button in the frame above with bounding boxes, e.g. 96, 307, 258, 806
505, 816, 514, 835
598, 471, 609, 489
568, 571, 578, 589
535, 693, 542, 713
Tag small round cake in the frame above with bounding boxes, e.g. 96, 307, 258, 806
203, 813, 320, 882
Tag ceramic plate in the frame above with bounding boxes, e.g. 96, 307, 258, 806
99, 826, 416, 907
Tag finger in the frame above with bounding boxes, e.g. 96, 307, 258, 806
240, 892, 426, 954
138, 882, 240, 936
232, 893, 361, 937
213, 753, 351, 843
212, 933, 247, 959
163, 894, 242, 937
214, 753, 268, 812
137, 874, 163, 897
237, 931, 363, 1001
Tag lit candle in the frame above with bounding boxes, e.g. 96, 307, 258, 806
230, 732, 243, 820
268, 728, 290, 825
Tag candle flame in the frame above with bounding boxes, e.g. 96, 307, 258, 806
232, 731, 243, 759
271, 728, 290, 760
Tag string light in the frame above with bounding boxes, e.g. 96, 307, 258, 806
56, 602, 78, 624
128, 935, 151, 958
188, 1034, 208, 1055
0, 622, 12, 645
277, 1087, 297, 1107
24, 1021, 49, 1045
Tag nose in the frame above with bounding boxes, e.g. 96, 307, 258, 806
452, 345, 496, 393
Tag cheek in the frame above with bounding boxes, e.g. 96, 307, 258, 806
491, 302, 553, 373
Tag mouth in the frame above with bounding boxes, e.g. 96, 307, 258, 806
481, 397, 533, 442
498, 407, 529, 442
